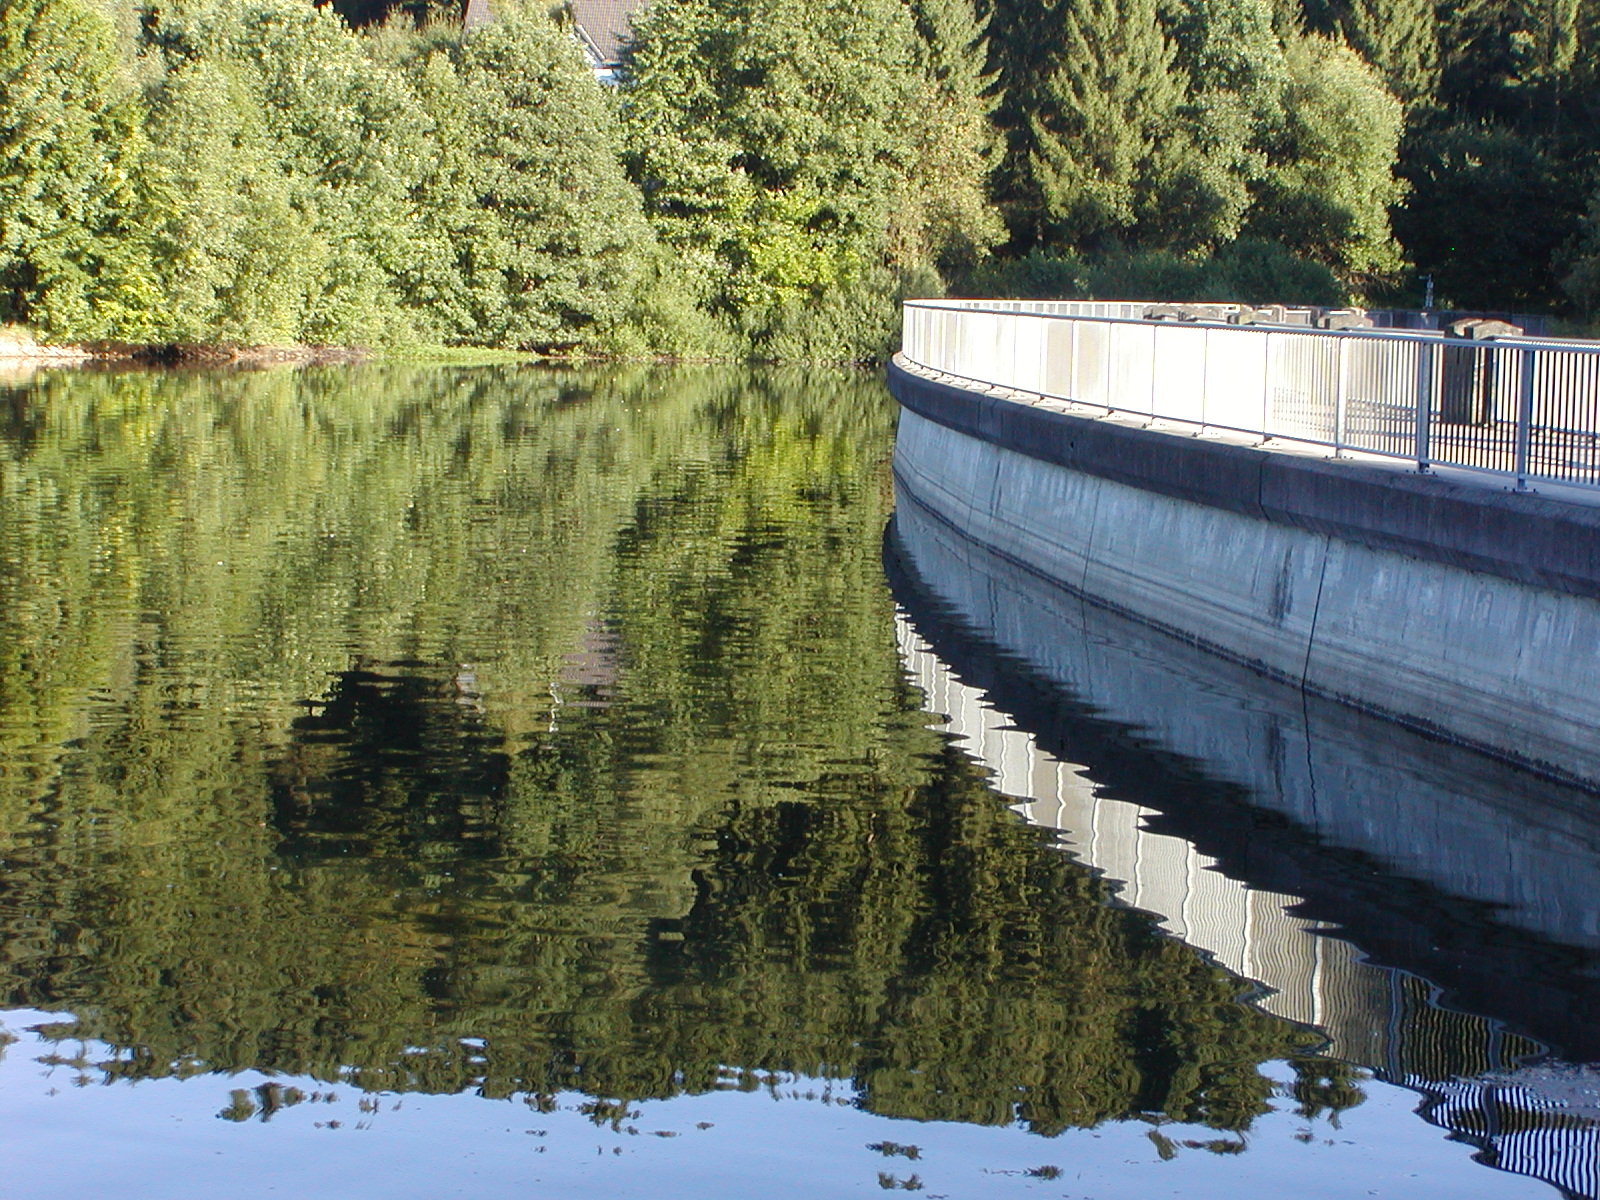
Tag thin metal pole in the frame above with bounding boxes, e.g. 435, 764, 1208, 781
1147, 325, 1159, 423
1068, 318, 1078, 401
1416, 342, 1435, 473
1334, 335, 1349, 457
1515, 346, 1536, 492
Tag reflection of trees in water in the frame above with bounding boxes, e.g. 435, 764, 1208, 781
272, 664, 511, 868
0, 363, 1347, 1144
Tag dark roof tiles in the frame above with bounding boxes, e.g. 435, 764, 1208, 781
570, 0, 646, 67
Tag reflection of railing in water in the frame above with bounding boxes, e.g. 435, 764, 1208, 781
895, 612, 1600, 1198
1421, 1075, 1600, 1199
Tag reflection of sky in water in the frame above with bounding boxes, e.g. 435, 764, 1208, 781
0, 1011, 1547, 1199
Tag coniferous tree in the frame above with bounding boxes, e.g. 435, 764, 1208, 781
1437, 0, 1580, 126
1561, 193, 1600, 317
1025, 0, 1188, 249
1336, 0, 1439, 104
981, 0, 1066, 251
889, 0, 1006, 282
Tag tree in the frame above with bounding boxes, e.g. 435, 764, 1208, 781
981, 0, 1068, 250
1025, 0, 1189, 249
401, 3, 657, 349
137, 56, 321, 344
0, 0, 156, 340
987, 0, 1279, 256
1247, 34, 1405, 278
222, 0, 431, 345
1396, 120, 1578, 309
1560, 189, 1600, 318
134, 0, 432, 346
621, 0, 935, 358
888, 0, 1007, 282
1336, 0, 1439, 105
1148, 0, 1287, 251
1436, 0, 1581, 128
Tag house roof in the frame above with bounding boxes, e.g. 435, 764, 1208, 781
570, 0, 646, 68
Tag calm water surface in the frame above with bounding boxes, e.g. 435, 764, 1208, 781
0, 363, 1594, 1198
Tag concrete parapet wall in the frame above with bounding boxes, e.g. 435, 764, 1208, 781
888, 356, 1600, 789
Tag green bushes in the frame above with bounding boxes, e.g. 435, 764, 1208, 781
959, 239, 1345, 306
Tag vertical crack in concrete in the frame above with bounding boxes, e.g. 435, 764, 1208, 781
1299, 536, 1333, 827
1079, 454, 1102, 599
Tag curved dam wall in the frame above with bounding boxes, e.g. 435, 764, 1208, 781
887, 497, 1600, 1002
887, 355, 1600, 790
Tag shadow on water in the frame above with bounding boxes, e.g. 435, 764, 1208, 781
886, 482, 1600, 1197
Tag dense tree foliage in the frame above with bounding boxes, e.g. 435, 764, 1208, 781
981, 0, 1402, 280
0, 0, 155, 338
1317, 0, 1600, 312
5, 0, 1600, 348
1248, 34, 1404, 277
618, 0, 1003, 359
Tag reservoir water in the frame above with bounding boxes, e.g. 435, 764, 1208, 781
0, 364, 1596, 1198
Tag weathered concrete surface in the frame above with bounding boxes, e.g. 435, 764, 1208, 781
888, 359, 1600, 789
886, 497, 1600, 1057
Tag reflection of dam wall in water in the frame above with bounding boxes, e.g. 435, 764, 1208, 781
889, 502, 1600, 1198
888, 462, 1600, 959
895, 612, 1520, 1077
895, 606, 1600, 1199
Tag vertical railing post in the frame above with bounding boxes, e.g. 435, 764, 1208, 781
1334, 335, 1349, 457
1515, 345, 1536, 492
1037, 314, 1048, 398
1416, 339, 1435, 473
1261, 331, 1274, 441
1068, 317, 1079, 402
1147, 324, 1159, 423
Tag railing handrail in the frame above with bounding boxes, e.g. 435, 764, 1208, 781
898, 300, 1600, 492
901, 297, 1600, 357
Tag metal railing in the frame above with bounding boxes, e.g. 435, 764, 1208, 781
902, 300, 1600, 491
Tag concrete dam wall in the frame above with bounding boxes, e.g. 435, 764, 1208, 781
887, 353, 1600, 791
